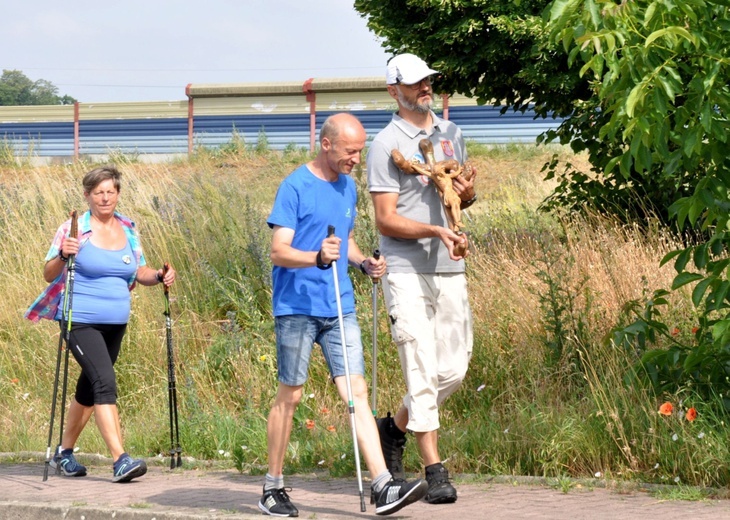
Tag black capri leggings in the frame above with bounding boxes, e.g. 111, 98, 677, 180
64, 322, 128, 407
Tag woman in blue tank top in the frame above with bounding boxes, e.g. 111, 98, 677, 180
27, 165, 177, 483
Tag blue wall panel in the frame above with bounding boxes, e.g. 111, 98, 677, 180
193, 113, 313, 150
0, 100, 564, 158
0, 121, 75, 156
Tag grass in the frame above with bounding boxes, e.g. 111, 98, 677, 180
0, 140, 728, 489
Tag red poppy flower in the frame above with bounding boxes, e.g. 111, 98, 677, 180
327, 425, 336, 432
10, 378, 19, 384
671, 328, 680, 336
305, 419, 315, 430
686, 408, 698, 422
691, 327, 699, 334
659, 402, 673, 415
320, 407, 330, 415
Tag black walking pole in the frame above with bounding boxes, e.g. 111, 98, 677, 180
163, 262, 182, 469
44, 210, 78, 481
328, 225, 366, 512
370, 249, 381, 418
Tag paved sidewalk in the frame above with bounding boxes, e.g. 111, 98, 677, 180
1, 460, 730, 520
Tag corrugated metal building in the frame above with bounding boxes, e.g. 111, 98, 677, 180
0, 77, 561, 160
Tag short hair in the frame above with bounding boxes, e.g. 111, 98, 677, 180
319, 115, 340, 144
82, 165, 122, 194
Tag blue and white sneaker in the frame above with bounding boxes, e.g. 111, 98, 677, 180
50, 448, 87, 477
112, 453, 147, 483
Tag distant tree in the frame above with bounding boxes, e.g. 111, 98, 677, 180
0, 70, 76, 106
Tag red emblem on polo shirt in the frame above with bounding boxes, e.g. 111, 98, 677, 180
441, 140, 454, 157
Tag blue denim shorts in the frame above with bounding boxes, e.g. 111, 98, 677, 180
274, 313, 365, 386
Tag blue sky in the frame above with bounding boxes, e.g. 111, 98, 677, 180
2, 1, 391, 103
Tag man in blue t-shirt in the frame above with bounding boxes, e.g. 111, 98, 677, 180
259, 113, 428, 517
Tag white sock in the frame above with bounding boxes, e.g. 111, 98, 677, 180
265, 472, 285, 491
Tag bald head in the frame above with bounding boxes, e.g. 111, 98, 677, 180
320, 113, 366, 145
317, 113, 367, 177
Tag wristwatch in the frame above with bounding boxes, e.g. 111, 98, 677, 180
461, 194, 478, 209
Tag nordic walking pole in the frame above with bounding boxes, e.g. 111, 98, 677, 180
163, 262, 183, 469
43, 210, 78, 481
370, 249, 381, 418
328, 225, 366, 512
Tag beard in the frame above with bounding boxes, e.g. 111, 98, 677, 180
397, 89, 432, 114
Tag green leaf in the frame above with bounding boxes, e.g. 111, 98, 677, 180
691, 276, 714, 307
674, 247, 692, 272
693, 243, 709, 269
671, 271, 704, 290
645, 26, 696, 47
660, 249, 684, 267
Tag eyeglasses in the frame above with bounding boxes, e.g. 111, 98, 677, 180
397, 77, 432, 91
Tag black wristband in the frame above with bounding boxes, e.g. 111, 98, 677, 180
156, 271, 164, 283
58, 251, 69, 263
359, 260, 367, 275
316, 250, 332, 270
461, 194, 477, 209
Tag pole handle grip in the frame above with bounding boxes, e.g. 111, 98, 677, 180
327, 225, 335, 237
372, 249, 381, 282
163, 262, 171, 295
69, 210, 78, 237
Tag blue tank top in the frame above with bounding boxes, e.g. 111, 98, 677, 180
57, 239, 137, 324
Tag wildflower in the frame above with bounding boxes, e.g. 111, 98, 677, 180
685, 408, 697, 422
672, 433, 678, 441
320, 407, 330, 415
477, 384, 486, 392
327, 425, 336, 432
671, 327, 680, 336
341, 453, 346, 459
218, 450, 225, 455
674, 476, 681, 483
260, 355, 267, 362
503, 428, 509, 434
10, 378, 18, 384
698, 432, 705, 439
595, 471, 602, 478
654, 463, 660, 469
691, 327, 699, 334
318, 460, 325, 465
241, 445, 249, 451
308, 393, 315, 399
659, 402, 673, 415
305, 419, 315, 430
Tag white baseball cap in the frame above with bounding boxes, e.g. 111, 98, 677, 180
386, 54, 439, 85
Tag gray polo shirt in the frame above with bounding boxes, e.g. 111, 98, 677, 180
367, 111, 466, 274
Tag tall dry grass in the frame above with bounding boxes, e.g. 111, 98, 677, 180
0, 143, 726, 486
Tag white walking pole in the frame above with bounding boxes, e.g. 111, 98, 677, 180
370, 249, 380, 417
328, 225, 366, 512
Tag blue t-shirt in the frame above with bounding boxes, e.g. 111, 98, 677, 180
56, 239, 137, 324
267, 164, 357, 317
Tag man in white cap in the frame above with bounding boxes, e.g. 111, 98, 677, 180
366, 53, 477, 505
